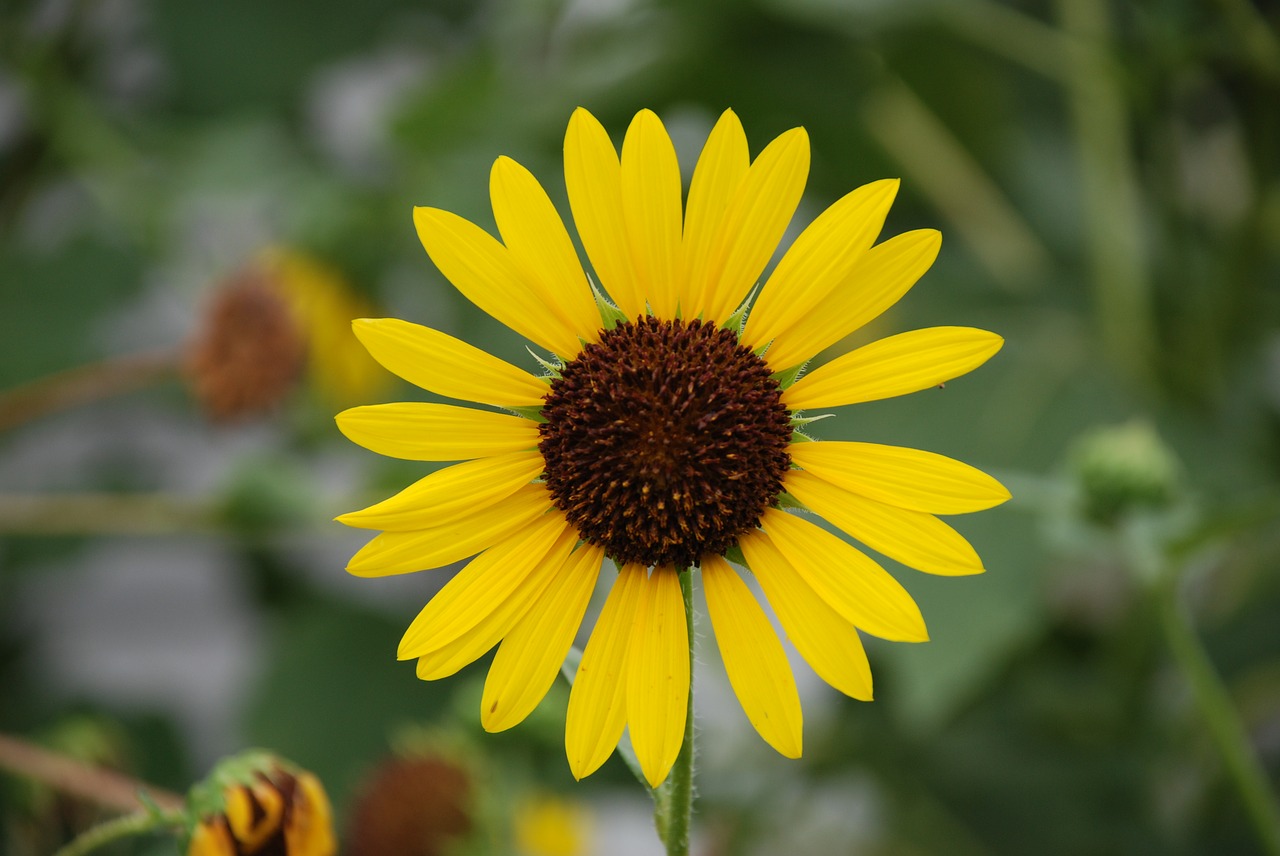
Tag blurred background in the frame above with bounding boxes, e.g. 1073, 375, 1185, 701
1, 0, 1279, 853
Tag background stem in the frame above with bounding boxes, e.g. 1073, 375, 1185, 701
1155, 580, 1280, 855
0, 733, 184, 814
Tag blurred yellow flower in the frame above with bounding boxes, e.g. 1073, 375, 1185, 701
337, 107, 1009, 788
259, 248, 388, 407
514, 795, 589, 856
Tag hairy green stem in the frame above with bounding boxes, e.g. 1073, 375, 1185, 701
1155, 577, 1280, 855
51, 809, 186, 856
654, 571, 695, 855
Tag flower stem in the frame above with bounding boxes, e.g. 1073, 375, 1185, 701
1155, 578, 1280, 855
0, 733, 183, 813
0, 348, 180, 433
655, 571, 696, 855
51, 809, 186, 856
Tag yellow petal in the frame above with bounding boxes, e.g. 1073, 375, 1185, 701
785, 470, 985, 576
414, 206, 583, 357
415, 523, 579, 680
345, 483, 552, 576
701, 555, 802, 757
337, 450, 545, 532
397, 510, 569, 659
789, 441, 1010, 515
626, 565, 689, 788
189, 821, 236, 856
565, 563, 645, 780
742, 179, 898, 351
490, 156, 603, 344
564, 107, 644, 320
620, 109, 682, 318
758, 508, 928, 642
680, 110, 749, 319
482, 543, 605, 731
783, 327, 1004, 410
739, 531, 873, 699
701, 127, 810, 324
764, 229, 941, 370
352, 318, 548, 407
335, 402, 539, 461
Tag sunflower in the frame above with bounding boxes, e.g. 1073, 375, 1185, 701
336, 107, 1009, 789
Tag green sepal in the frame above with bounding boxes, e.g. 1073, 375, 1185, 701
591, 278, 629, 330
790, 413, 832, 428
775, 492, 805, 511
528, 348, 562, 378
722, 285, 759, 334
771, 361, 807, 389
507, 405, 547, 423
722, 544, 746, 567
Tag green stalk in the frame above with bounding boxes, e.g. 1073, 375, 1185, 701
51, 810, 186, 856
1155, 577, 1280, 855
654, 571, 696, 855
1056, 0, 1156, 385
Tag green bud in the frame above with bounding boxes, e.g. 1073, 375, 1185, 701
1071, 420, 1180, 525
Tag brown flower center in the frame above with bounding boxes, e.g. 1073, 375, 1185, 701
538, 316, 792, 569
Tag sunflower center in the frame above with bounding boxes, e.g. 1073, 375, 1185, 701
538, 316, 792, 569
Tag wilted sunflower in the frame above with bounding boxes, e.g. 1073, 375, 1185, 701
337, 107, 1009, 788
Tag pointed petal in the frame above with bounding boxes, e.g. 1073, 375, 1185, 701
739, 531, 874, 700
701, 128, 810, 324
414, 206, 583, 357
620, 109, 682, 318
680, 110, 749, 319
490, 156, 603, 344
336, 402, 539, 461
345, 483, 552, 576
337, 450, 545, 532
789, 441, 1010, 515
785, 470, 985, 576
764, 229, 941, 370
415, 523, 579, 680
626, 566, 689, 788
352, 318, 549, 407
396, 510, 569, 658
701, 555, 802, 757
783, 327, 1004, 410
482, 544, 604, 731
742, 179, 898, 351
564, 108, 644, 320
757, 508, 928, 642
565, 563, 645, 780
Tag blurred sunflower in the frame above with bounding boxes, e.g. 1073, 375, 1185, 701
337, 107, 1009, 787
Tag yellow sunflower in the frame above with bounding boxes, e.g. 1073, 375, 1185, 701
336, 107, 1009, 789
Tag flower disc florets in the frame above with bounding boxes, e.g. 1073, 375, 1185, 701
538, 316, 792, 569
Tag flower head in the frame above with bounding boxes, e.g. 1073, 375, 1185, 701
337, 107, 1009, 788
186, 752, 335, 856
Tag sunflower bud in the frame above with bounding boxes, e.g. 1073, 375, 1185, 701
185, 265, 307, 422
186, 752, 335, 856
344, 753, 473, 856
1071, 420, 1180, 525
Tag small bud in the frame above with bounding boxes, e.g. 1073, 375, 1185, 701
1071, 420, 1180, 525
186, 752, 335, 856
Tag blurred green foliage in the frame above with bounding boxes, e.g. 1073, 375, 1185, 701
1, 0, 1279, 853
